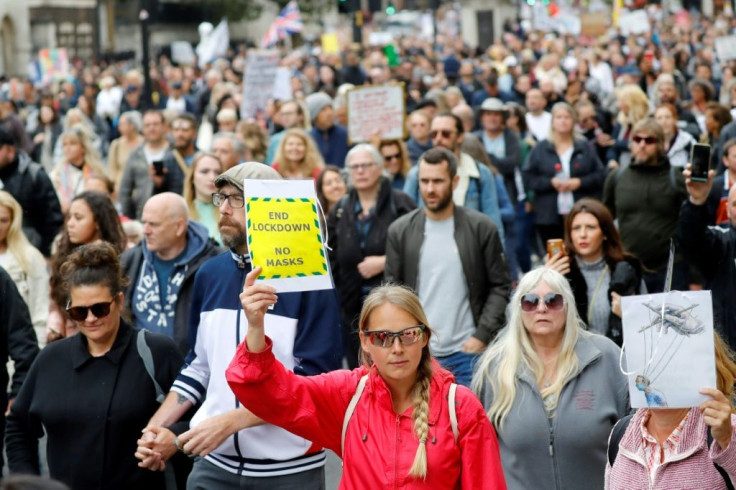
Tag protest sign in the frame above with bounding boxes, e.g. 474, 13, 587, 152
346, 84, 406, 144
618, 10, 650, 36
581, 13, 608, 38
716, 36, 736, 62
321, 33, 340, 55
171, 42, 196, 65
241, 50, 280, 120
38, 48, 70, 85
621, 290, 716, 408
244, 179, 332, 293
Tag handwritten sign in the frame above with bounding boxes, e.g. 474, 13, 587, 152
716, 36, 736, 62
618, 10, 650, 36
38, 48, 70, 86
346, 84, 406, 144
244, 179, 332, 292
622, 290, 716, 408
241, 50, 281, 120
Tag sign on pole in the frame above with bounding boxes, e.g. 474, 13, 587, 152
244, 179, 332, 293
241, 50, 281, 120
346, 84, 406, 145
38, 48, 70, 86
716, 36, 736, 62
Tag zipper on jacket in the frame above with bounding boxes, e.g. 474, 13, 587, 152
547, 414, 563, 489
394, 414, 400, 490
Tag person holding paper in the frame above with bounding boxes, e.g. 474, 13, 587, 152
227, 275, 508, 490
605, 333, 736, 489
472, 267, 628, 490
677, 164, 736, 350
135, 162, 342, 489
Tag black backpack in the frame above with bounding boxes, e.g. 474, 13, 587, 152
608, 414, 734, 489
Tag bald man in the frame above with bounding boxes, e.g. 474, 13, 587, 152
121, 192, 222, 355
678, 167, 736, 350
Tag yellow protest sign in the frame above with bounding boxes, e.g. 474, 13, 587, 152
244, 179, 332, 292
321, 33, 340, 55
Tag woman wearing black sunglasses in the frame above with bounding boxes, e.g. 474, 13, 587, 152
471, 267, 628, 490
226, 268, 507, 489
6, 242, 189, 490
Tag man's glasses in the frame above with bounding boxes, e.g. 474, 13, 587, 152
347, 162, 375, 172
632, 135, 657, 145
212, 192, 245, 209
383, 153, 401, 162
429, 129, 456, 139
363, 325, 426, 348
520, 293, 565, 313
66, 298, 116, 322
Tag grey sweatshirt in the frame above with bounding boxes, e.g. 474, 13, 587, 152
478, 333, 629, 490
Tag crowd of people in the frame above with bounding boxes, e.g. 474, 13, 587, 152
0, 4, 735, 489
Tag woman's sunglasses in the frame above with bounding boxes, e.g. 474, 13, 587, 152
363, 325, 426, 348
520, 293, 565, 312
66, 298, 116, 322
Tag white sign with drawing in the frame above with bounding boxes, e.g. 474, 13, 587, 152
622, 290, 715, 408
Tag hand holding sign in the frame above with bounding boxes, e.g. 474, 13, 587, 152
240, 266, 277, 353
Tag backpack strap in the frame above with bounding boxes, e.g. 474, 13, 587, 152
448, 383, 459, 444
171, 149, 189, 176
607, 414, 633, 466
341, 374, 369, 455
136, 329, 166, 403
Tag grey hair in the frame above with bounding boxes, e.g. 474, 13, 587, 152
120, 111, 143, 132
345, 143, 383, 168
213, 131, 246, 157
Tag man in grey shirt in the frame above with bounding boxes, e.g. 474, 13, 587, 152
385, 148, 511, 386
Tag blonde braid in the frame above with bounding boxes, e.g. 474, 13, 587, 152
408, 358, 432, 479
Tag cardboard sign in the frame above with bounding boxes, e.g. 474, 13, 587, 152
622, 290, 716, 408
241, 50, 281, 119
581, 12, 608, 38
346, 84, 406, 144
716, 36, 736, 62
244, 179, 332, 292
38, 48, 70, 85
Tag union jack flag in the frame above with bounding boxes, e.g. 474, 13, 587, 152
261, 1, 303, 48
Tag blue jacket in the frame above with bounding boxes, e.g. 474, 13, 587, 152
172, 251, 343, 477
403, 152, 506, 245
310, 124, 350, 168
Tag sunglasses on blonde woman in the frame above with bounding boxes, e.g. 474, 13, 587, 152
520, 293, 565, 312
363, 325, 426, 348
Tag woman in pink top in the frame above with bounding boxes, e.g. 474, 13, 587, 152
606, 333, 736, 489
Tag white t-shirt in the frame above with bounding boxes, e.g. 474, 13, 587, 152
526, 111, 552, 142
144, 146, 167, 165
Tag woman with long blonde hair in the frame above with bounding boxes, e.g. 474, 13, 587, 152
271, 128, 325, 180
183, 152, 222, 243
608, 84, 650, 169
472, 267, 627, 490
50, 125, 106, 214
0, 191, 49, 345
227, 271, 507, 489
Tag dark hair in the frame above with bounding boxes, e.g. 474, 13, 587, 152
86, 173, 115, 194
60, 242, 128, 300
563, 198, 634, 270
688, 78, 715, 101
505, 103, 528, 134
419, 147, 458, 179
723, 138, 736, 160
434, 112, 464, 135
706, 101, 733, 132
50, 192, 126, 310
316, 165, 345, 213
0, 126, 15, 147
143, 109, 165, 123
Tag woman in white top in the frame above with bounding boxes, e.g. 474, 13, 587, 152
0, 191, 49, 346
50, 125, 105, 214
654, 104, 695, 168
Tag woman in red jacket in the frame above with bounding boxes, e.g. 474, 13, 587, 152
226, 267, 506, 489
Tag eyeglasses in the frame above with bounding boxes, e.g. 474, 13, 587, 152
383, 153, 401, 162
66, 298, 116, 322
347, 162, 375, 172
363, 325, 426, 348
520, 293, 565, 312
632, 135, 657, 145
429, 129, 456, 139
212, 192, 245, 209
